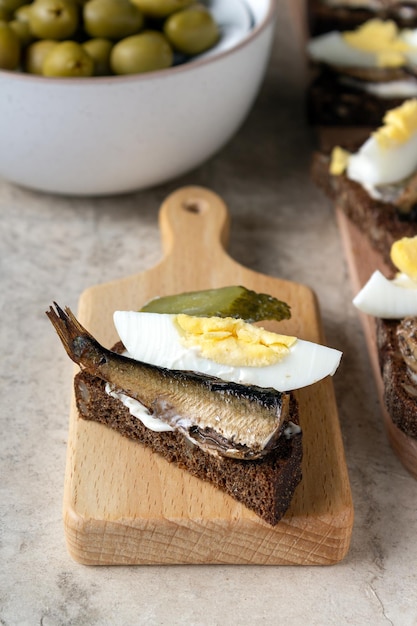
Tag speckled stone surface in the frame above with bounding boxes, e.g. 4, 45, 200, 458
1, 2, 417, 625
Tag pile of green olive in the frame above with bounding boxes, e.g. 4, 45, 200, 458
0, 0, 220, 76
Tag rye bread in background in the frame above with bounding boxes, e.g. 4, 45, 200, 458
307, 68, 405, 135
311, 151, 417, 265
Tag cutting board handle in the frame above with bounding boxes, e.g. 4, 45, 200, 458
158, 186, 231, 263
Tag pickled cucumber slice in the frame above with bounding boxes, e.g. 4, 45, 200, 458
140, 286, 291, 322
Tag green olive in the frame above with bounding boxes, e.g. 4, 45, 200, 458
82, 36, 112, 75
9, 17, 32, 45
42, 39, 94, 76
83, 0, 143, 40
0, 20, 20, 69
0, 0, 220, 77
164, 4, 219, 56
25, 38, 57, 73
29, 0, 79, 40
14, 3, 32, 22
129, 0, 193, 19
110, 29, 172, 75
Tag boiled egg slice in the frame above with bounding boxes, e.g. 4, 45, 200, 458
113, 311, 342, 392
308, 19, 417, 69
308, 30, 378, 68
329, 99, 417, 194
347, 99, 417, 188
353, 270, 417, 318
353, 236, 417, 318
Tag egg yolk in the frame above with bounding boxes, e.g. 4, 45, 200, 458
175, 314, 297, 367
374, 99, 417, 149
342, 19, 412, 68
329, 146, 350, 175
391, 235, 417, 280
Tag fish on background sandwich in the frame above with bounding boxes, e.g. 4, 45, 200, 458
311, 98, 417, 266
354, 235, 417, 442
47, 286, 342, 526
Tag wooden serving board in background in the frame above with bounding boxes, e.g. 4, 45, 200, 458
63, 187, 353, 565
337, 209, 417, 480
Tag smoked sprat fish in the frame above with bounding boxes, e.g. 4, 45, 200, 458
46, 303, 292, 460
397, 316, 417, 376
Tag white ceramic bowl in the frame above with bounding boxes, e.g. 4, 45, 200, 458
0, 0, 276, 196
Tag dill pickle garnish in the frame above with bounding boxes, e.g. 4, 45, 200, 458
140, 286, 291, 322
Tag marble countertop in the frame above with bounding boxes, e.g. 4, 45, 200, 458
2, 2, 417, 625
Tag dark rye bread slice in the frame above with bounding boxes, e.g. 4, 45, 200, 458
311, 151, 417, 266
307, 70, 407, 129
74, 369, 303, 527
377, 318, 417, 439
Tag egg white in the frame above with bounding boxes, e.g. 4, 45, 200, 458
347, 131, 417, 188
307, 31, 381, 68
353, 270, 417, 318
113, 311, 342, 392
308, 28, 417, 69
401, 29, 417, 66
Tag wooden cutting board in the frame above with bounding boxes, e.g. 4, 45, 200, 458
62, 186, 353, 565
336, 208, 417, 480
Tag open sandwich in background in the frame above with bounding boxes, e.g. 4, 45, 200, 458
354, 235, 417, 468
311, 98, 417, 265
306, 17, 417, 147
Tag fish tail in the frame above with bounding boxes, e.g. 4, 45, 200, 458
46, 302, 99, 367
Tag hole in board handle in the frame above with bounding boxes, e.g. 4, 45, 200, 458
182, 198, 209, 214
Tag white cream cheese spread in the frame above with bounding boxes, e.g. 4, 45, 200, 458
340, 75, 417, 98
105, 383, 174, 432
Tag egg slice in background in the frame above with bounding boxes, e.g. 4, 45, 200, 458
353, 236, 417, 318
329, 99, 417, 196
347, 100, 417, 188
307, 19, 417, 69
391, 234, 417, 278
400, 28, 417, 66
347, 129, 417, 189
113, 311, 342, 393
307, 30, 379, 68
353, 270, 417, 318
